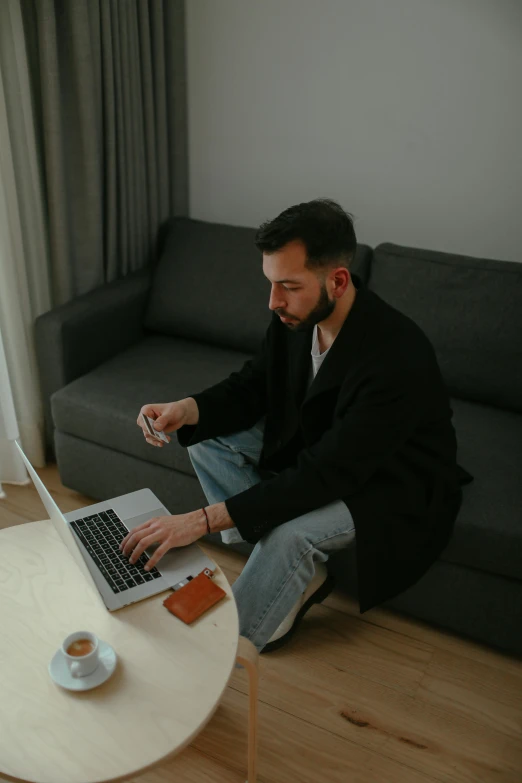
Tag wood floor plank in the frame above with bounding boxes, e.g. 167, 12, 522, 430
127, 744, 262, 783
0, 502, 32, 528
323, 589, 522, 679
0, 492, 48, 525
216, 559, 434, 697
193, 685, 442, 783
417, 648, 522, 740
290, 603, 434, 696
0, 472, 93, 528
228, 645, 522, 783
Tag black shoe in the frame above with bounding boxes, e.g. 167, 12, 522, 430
260, 572, 336, 654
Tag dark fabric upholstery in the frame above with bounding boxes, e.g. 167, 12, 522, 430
441, 399, 522, 580
51, 335, 252, 477
144, 217, 270, 352
143, 216, 373, 353
368, 243, 522, 413
54, 430, 207, 514
326, 543, 522, 656
35, 268, 152, 450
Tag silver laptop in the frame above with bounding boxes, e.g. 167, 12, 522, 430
15, 441, 215, 611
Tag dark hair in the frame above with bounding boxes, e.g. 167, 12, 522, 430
254, 198, 356, 270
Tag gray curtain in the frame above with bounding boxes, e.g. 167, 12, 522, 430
20, 0, 188, 305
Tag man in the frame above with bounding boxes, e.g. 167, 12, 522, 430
122, 198, 472, 654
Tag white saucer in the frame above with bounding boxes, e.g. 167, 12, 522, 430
49, 640, 117, 691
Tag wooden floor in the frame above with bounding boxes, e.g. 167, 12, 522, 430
1, 464, 521, 783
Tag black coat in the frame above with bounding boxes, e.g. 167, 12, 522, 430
178, 273, 473, 612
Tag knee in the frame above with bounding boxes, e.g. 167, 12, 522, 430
259, 523, 308, 556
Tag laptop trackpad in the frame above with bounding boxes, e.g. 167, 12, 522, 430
124, 509, 167, 531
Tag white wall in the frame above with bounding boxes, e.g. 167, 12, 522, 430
186, 0, 522, 262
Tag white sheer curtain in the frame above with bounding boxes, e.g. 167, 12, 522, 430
0, 0, 52, 495
0, 331, 26, 498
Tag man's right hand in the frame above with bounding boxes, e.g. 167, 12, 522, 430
137, 398, 199, 448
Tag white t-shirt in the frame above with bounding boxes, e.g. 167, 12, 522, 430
307, 323, 332, 389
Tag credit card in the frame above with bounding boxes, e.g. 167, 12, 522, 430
141, 413, 169, 443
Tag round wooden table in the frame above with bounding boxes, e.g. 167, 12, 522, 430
0, 520, 259, 783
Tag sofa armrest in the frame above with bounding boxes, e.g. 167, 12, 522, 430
35, 268, 152, 450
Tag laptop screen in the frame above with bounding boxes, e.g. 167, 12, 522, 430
14, 441, 104, 606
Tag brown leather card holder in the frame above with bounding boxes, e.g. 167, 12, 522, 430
163, 568, 227, 624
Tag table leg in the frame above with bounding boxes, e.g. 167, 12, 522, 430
236, 636, 259, 783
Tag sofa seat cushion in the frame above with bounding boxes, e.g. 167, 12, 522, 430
51, 335, 252, 478
442, 398, 522, 580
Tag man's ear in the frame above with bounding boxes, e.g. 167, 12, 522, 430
331, 267, 350, 298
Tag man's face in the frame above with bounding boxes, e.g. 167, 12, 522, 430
262, 239, 336, 331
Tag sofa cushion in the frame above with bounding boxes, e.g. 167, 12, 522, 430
144, 217, 373, 354
50, 334, 252, 478
368, 243, 522, 413
441, 398, 522, 580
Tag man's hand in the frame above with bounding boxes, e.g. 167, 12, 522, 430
137, 398, 200, 448
120, 511, 206, 570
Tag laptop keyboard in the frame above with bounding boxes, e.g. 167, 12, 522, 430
70, 509, 162, 594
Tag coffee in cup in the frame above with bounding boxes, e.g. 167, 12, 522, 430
66, 638, 95, 657
62, 631, 100, 678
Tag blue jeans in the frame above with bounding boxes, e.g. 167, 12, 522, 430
187, 416, 356, 653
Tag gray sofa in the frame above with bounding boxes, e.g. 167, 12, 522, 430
35, 217, 522, 656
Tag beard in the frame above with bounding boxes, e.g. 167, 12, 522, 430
278, 281, 336, 331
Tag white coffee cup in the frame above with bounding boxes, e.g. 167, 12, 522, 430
61, 631, 100, 678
